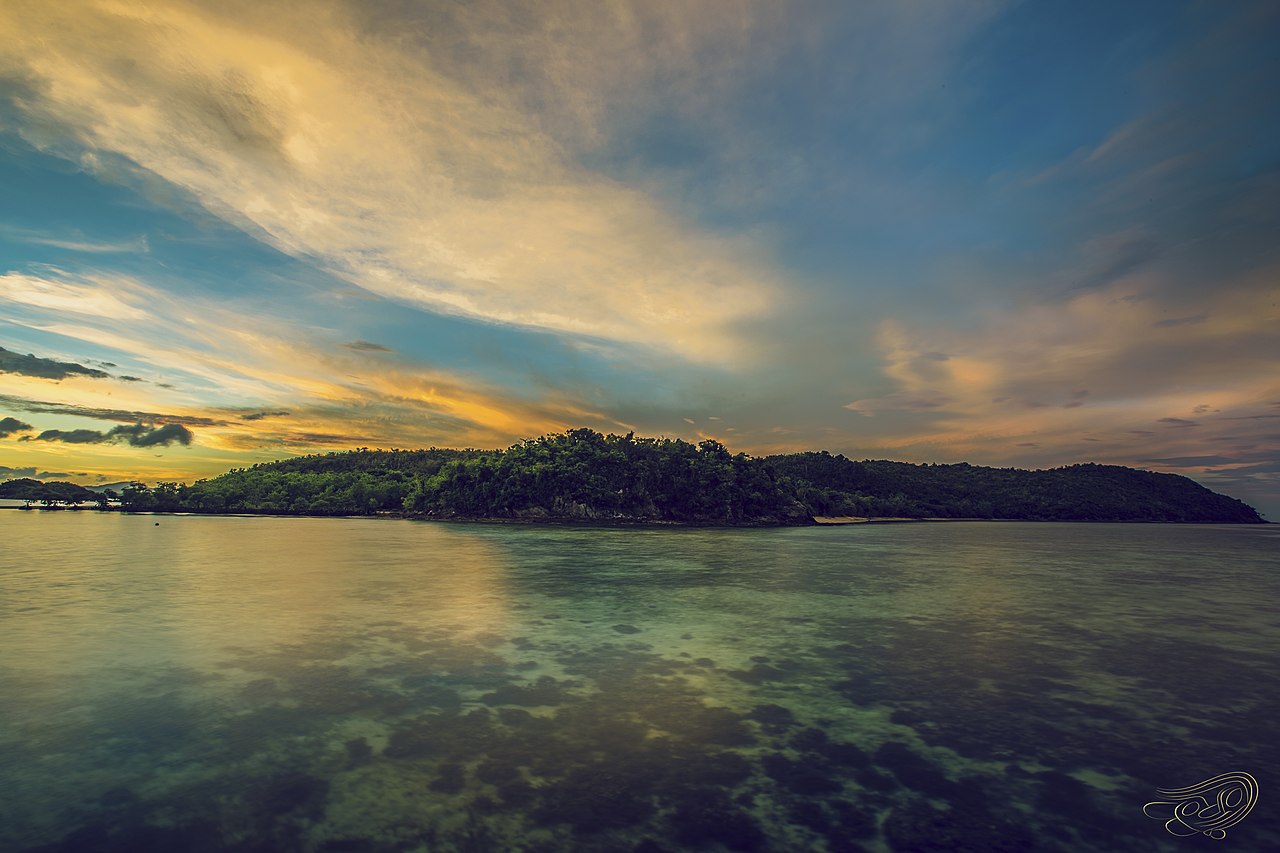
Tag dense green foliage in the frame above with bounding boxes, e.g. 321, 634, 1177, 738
0, 478, 99, 506
765, 451, 1264, 523
117, 448, 485, 516
142, 430, 807, 523
401, 430, 806, 523
2, 429, 1264, 523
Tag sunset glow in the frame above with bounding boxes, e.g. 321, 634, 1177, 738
1, 0, 1276, 517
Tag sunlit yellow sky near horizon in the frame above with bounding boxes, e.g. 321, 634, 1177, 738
1, 0, 1277, 518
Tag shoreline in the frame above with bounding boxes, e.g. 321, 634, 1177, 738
1, 505, 1267, 525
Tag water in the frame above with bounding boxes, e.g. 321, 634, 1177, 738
1, 513, 1276, 852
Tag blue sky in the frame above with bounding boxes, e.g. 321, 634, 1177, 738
0, 0, 1276, 518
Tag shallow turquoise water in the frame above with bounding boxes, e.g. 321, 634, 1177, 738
1, 513, 1276, 851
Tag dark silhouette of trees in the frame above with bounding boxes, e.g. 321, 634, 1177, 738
0, 478, 96, 507
6, 429, 1262, 523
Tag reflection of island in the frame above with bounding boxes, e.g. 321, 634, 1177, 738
0, 429, 1265, 525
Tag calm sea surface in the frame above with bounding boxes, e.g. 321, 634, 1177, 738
1, 513, 1276, 852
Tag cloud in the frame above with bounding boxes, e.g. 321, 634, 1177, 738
0, 269, 151, 321
0, 395, 232, 426
0, 416, 33, 437
31, 423, 194, 447
0, 226, 149, 254
1139, 453, 1278, 468
844, 394, 951, 417
240, 410, 291, 421
108, 423, 195, 447
0, 345, 111, 380
29, 428, 106, 444
342, 340, 392, 353
0, 0, 789, 363
0, 266, 642, 454
273, 431, 374, 447
816, 265, 1279, 500
0, 466, 99, 481
1152, 313, 1207, 329
1067, 229, 1164, 293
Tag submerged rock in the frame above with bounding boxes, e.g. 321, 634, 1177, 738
669, 791, 767, 852
747, 703, 796, 734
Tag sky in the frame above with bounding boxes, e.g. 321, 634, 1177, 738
0, 0, 1276, 519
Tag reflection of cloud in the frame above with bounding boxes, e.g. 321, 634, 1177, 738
0, 0, 783, 363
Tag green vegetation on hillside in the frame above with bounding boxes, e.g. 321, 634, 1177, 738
1, 429, 1264, 523
767, 451, 1263, 523
0, 478, 100, 507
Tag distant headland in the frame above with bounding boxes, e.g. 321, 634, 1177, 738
0, 428, 1265, 524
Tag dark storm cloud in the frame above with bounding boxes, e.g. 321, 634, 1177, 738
0, 416, 33, 437
0, 345, 110, 380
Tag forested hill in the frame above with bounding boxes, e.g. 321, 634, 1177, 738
7, 429, 1263, 523
765, 452, 1264, 523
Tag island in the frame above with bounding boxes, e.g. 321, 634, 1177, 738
0, 428, 1265, 524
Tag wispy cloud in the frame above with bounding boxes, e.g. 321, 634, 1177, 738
0, 268, 634, 456
0, 394, 232, 426
824, 264, 1279, 476
0, 268, 151, 321
0, 0, 793, 363
0, 225, 148, 254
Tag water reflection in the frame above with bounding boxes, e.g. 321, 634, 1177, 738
1, 515, 1276, 851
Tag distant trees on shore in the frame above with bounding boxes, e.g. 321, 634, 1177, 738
0, 478, 100, 507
